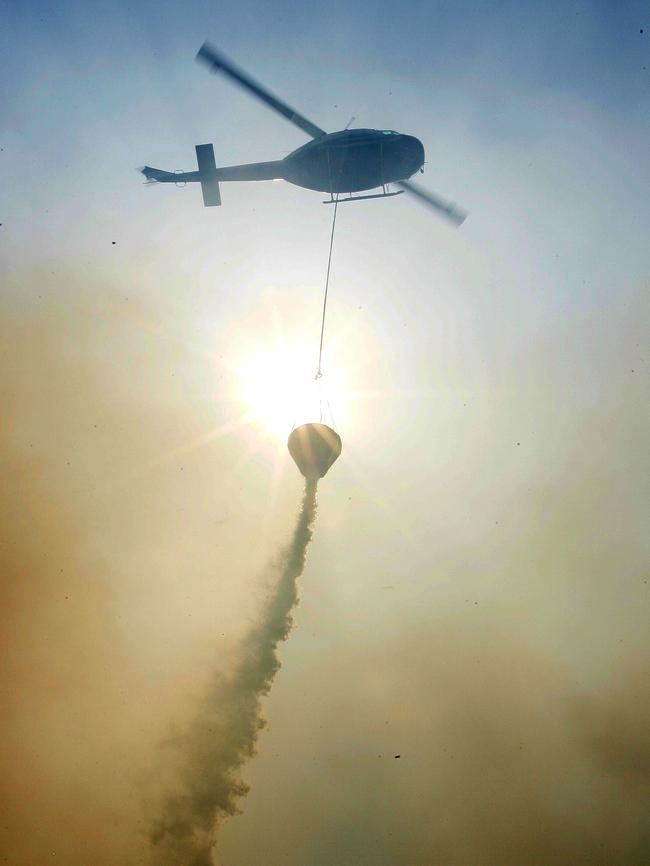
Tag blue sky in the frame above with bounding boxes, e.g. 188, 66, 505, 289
3, 0, 649, 282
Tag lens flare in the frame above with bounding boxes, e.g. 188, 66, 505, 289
225, 339, 343, 442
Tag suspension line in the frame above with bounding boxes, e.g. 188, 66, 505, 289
316, 194, 339, 379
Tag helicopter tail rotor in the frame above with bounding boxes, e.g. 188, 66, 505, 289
139, 144, 222, 206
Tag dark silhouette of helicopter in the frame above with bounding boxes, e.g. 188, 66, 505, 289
141, 42, 466, 225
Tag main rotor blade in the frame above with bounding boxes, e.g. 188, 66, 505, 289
397, 180, 467, 226
196, 42, 326, 140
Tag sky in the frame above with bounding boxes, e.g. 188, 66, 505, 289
1, 0, 649, 864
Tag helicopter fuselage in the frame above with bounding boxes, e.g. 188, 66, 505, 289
282, 128, 424, 193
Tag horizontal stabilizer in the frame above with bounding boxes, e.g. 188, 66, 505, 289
195, 143, 221, 207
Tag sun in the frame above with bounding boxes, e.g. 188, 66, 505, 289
226, 338, 339, 442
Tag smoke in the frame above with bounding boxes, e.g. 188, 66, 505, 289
214, 627, 650, 866
150, 480, 318, 866
1, 266, 648, 866
0, 271, 316, 866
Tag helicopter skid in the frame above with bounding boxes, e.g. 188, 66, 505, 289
322, 190, 404, 204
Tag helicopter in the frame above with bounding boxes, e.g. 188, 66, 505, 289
140, 42, 467, 226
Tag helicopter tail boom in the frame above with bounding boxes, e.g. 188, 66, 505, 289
140, 146, 285, 206
140, 166, 199, 183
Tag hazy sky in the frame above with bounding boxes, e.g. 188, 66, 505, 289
2, 1, 649, 864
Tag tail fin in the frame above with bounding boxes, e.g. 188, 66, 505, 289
141, 166, 178, 182
195, 143, 221, 207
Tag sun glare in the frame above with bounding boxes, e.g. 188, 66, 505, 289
227, 339, 343, 442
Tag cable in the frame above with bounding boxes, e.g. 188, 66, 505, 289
316, 194, 339, 379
